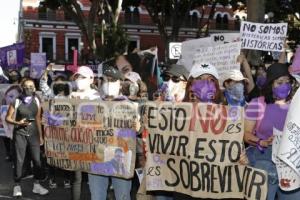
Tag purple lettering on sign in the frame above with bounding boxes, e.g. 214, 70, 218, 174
116, 129, 136, 138
90, 162, 115, 175
44, 111, 64, 126
80, 105, 95, 113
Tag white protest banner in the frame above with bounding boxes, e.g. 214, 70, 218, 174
30, 53, 46, 79
181, 37, 212, 70
240, 21, 287, 52
210, 33, 241, 45
42, 99, 138, 179
273, 128, 300, 191
144, 102, 268, 200
278, 88, 300, 190
193, 42, 242, 76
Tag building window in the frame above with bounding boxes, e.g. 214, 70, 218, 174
216, 14, 222, 29
127, 36, 140, 53
65, 33, 81, 61
191, 12, 198, 27
38, 5, 47, 20
125, 7, 132, 24
132, 7, 140, 24
39, 32, 56, 61
222, 14, 229, 29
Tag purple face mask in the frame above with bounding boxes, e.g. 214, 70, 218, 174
256, 75, 267, 89
273, 83, 292, 100
191, 80, 216, 102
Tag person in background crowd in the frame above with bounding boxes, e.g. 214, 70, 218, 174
238, 53, 255, 94
1, 85, 22, 161
247, 64, 267, 101
5, 78, 49, 197
88, 65, 137, 200
70, 66, 101, 200
122, 71, 142, 101
40, 64, 71, 99
20, 67, 30, 79
8, 70, 21, 84
222, 69, 248, 106
39, 64, 72, 189
244, 63, 300, 200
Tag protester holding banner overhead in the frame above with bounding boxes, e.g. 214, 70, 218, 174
69, 66, 101, 200
244, 63, 300, 199
5, 78, 49, 197
88, 65, 132, 200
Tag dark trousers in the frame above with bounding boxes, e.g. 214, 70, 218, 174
13, 133, 42, 183
71, 171, 82, 200
2, 137, 11, 157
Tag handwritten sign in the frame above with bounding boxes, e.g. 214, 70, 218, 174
144, 102, 267, 200
181, 37, 212, 70
193, 42, 241, 76
210, 33, 241, 45
240, 21, 288, 52
30, 53, 46, 79
42, 99, 138, 179
278, 88, 300, 190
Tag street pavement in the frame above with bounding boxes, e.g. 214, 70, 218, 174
0, 138, 91, 200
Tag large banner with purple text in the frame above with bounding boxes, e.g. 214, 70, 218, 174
42, 99, 138, 179
144, 102, 267, 200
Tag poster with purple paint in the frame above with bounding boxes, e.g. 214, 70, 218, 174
42, 99, 138, 179
30, 53, 46, 79
0, 43, 25, 70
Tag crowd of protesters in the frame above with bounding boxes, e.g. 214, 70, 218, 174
0, 44, 300, 200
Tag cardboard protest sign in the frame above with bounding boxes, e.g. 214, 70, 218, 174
181, 37, 212, 70
30, 53, 46, 79
0, 84, 11, 136
42, 99, 138, 179
0, 43, 25, 70
193, 42, 242, 76
210, 33, 241, 45
240, 21, 287, 52
278, 88, 300, 190
272, 128, 300, 191
144, 102, 267, 200
0, 105, 13, 138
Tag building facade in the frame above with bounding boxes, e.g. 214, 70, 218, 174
19, 0, 241, 62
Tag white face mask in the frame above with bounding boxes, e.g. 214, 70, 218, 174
102, 80, 121, 97
75, 78, 91, 91
164, 80, 186, 102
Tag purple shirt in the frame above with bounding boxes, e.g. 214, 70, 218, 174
246, 98, 289, 140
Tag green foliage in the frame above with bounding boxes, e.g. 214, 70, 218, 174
95, 24, 128, 60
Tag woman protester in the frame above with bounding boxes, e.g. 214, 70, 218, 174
88, 65, 138, 200
244, 63, 300, 200
5, 78, 49, 197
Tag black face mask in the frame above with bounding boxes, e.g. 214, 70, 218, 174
23, 88, 35, 96
9, 75, 19, 83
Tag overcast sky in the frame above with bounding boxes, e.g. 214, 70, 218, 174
0, 0, 21, 48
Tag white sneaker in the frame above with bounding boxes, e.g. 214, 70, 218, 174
32, 183, 49, 195
13, 185, 22, 197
